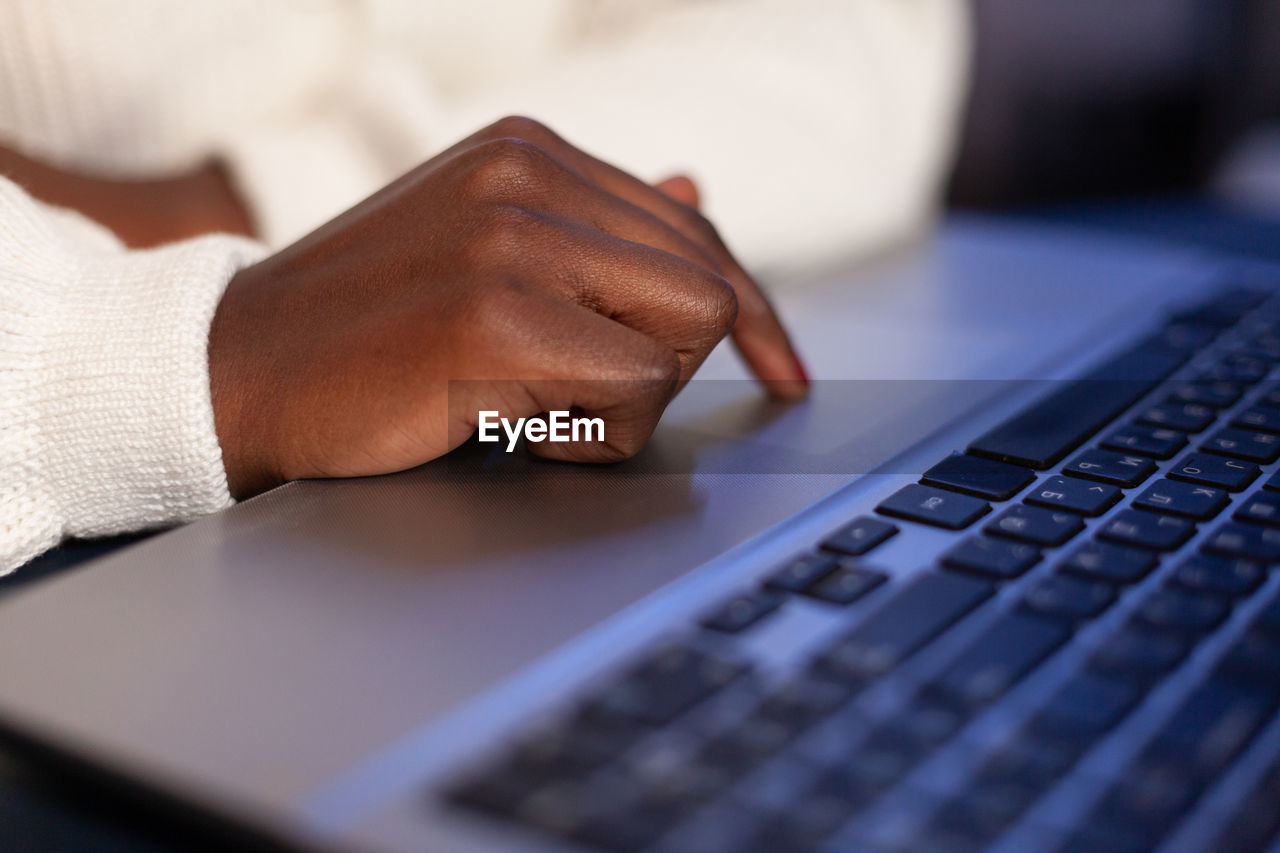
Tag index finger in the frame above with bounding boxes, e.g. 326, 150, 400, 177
483, 117, 810, 399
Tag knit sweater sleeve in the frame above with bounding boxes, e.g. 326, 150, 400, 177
0, 177, 268, 574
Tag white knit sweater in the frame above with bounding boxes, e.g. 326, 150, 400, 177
0, 0, 968, 572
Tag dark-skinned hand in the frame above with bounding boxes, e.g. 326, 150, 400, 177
208, 116, 808, 497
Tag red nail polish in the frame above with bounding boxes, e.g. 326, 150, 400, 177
793, 353, 810, 387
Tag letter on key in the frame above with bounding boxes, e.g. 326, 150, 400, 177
876, 484, 991, 530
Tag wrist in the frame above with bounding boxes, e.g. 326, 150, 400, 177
208, 262, 285, 499
0, 144, 254, 247
172, 160, 257, 243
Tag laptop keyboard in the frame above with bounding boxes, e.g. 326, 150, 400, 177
444, 285, 1280, 853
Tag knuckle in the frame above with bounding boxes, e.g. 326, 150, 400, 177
468, 274, 535, 336
463, 137, 550, 198
464, 204, 541, 264
487, 115, 553, 143
697, 270, 739, 333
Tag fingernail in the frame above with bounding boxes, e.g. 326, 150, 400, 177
793, 353, 810, 387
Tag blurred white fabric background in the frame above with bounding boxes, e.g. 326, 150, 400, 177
0, 0, 970, 278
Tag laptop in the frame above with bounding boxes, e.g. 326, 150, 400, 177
0, 216, 1277, 853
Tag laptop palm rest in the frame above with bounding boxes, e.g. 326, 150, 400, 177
0, 219, 1207, 843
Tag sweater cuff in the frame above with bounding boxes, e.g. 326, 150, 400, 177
1, 195, 267, 570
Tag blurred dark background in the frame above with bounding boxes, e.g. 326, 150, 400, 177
949, 0, 1280, 211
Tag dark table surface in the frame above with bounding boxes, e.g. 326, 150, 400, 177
3, 200, 1279, 851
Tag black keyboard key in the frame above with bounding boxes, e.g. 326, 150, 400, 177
1215, 813, 1280, 853
803, 565, 887, 605
968, 341, 1185, 469
1089, 765, 1201, 843
575, 817, 671, 853
977, 737, 1083, 795
749, 805, 850, 853
844, 727, 930, 792
764, 553, 836, 592
929, 787, 1028, 841
924, 613, 1070, 708
1202, 521, 1280, 562
942, 536, 1039, 580
910, 827, 994, 853
1167, 452, 1260, 491
1265, 468, 1280, 492
812, 572, 992, 682
890, 700, 968, 749
701, 715, 796, 776
1134, 588, 1230, 635
1136, 402, 1215, 433
1021, 574, 1115, 621
700, 589, 785, 633
1242, 343, 1280, 365
1168, 380, 1244, 408
1025, 475, 1120, 516
1215, 629, 1280, 695
756, 675, 855, 731
1211, 757, 1280, 853
1232, 405, 1280, 434
1146, 678, 1277, 780
1259, 383, 1280, 407
985, 505, 1085, 547
554, 788, 683, 848
1091, 628, 1189, 680
1058, 541, 1158, 585
756, 767, 880, 848
663, 804, 765, 853
1234, 491, 1280, 527
1063, 449, 1156, 487
748, 802, 851, 852
448, 764, 550, 819
537, 705, 656, 773
1221, 345, 1273, 374
1153, 320, 1221, 352
921, 453, 1036, 500
1133, 478, 1228, 520
1255, 597, 1280, 636
1101, 424, 1187, 459
596, 646, 748, 725
819, 516, 897, 556
1168, 554, 1264, 598
876, 484, 990, 530
1170, 289, 1265, 326
1203, 354, 1270, 384
1034, 672, 1141, 737
1097, 509, 1194, 551
1202, 427, 1280, 463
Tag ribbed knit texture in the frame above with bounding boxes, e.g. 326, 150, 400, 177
0, 179, 267, 573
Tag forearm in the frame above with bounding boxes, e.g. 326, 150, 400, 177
0, 143, 255, 248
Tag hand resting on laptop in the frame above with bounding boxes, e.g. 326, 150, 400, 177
208, 116, 809, 498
